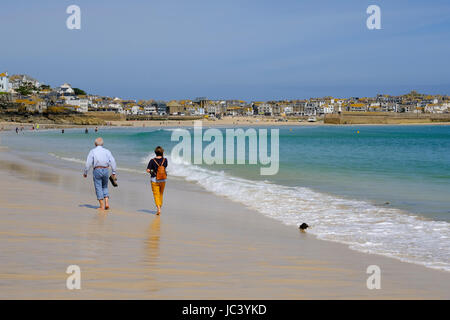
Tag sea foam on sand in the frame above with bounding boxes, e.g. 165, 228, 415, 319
159, 154, 450, 272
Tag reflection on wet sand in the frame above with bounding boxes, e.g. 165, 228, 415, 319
145, 216, 161, 268
0, 160, 65, 186
0, 158, 89, 196
77, 211, 112, 263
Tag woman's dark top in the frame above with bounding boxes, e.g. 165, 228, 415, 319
147, 157, 168, 178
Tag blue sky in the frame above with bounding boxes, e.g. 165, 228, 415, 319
1, 0, 450, 100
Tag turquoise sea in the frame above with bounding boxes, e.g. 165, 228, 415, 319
2, 124, 449, 271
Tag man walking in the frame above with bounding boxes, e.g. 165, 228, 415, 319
83, 137, 117, 210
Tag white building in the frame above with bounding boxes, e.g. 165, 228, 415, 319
206, 102, 226, 116
108, 103, 124, 114
9, 74, 40, 90
58, 83, 75, 95
283, 106, 293, 115
144, 105, 157, 115
322, 104, 334, 114
188, 107, 205, 116
65, 97, 89, 113
258, 103, 273, 115
130, 106, 141, 115
0, 72, 10, 93
425, 104, 448, 114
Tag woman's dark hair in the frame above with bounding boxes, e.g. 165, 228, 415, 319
155, 146, 164, 157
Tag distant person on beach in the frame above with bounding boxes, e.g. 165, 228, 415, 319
146, 146, 168, 215
61, 129, 64, 134
83, 137, 117, 211
15, 127, 19, 134
95, 127, 98, 133
85, 128, 88, 134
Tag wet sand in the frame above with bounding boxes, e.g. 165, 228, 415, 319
0, 149, 449, 299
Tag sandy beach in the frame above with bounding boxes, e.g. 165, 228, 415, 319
0, 144, 449, 299
110, 117, 325, 128
0, 118, 324, 132
2, 117, 449, 133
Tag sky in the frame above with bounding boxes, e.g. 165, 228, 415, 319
1, 0, 450, 101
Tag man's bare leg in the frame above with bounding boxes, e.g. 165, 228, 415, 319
156, 205, 161, 215
98, 199, 105, 210
105, 197, 110, 210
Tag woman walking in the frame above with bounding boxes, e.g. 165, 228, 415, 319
146, 146, 168, 215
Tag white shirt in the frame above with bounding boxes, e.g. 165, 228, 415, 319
84, 146, 117, 175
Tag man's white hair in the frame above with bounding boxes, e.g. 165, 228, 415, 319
95, 137, 104, 146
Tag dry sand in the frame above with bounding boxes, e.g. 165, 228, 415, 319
109, 117, 323, 128
111, 117, 450, 127
0, 149, 449, 299
2, 116, 449, 132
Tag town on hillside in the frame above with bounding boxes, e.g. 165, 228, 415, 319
1, 72, 449, 121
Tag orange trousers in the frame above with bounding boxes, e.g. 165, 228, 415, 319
151, 181, 166, 207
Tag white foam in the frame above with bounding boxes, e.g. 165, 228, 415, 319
49, 153, 143, 174
158, 153, 450, 272
49, 153, 85, 164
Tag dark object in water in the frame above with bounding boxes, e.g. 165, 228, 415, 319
109, 175, 118, 187
299, 223, 309, 231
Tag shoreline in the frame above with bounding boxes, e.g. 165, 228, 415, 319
1, 119, 450, 132
0, 147, 449, 299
